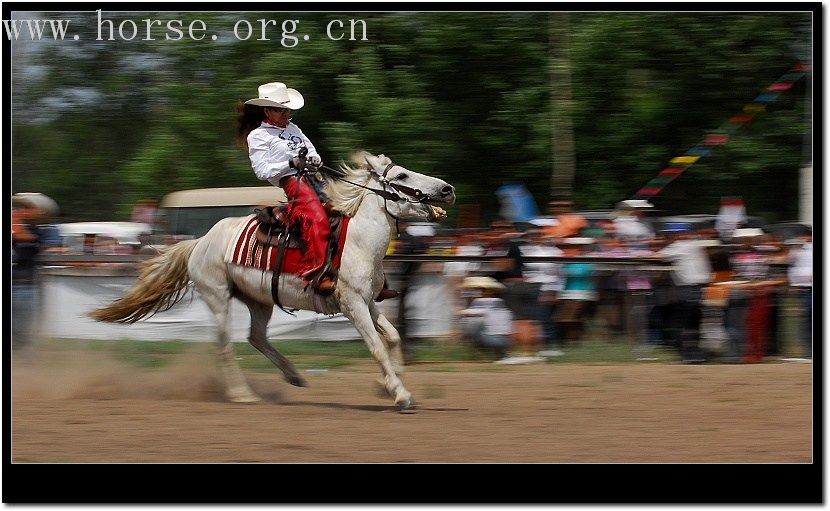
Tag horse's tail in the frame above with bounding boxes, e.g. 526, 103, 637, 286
88, 239, 200, 324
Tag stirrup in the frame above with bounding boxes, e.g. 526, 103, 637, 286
302, 270, 335, 297
315, 277, 336, 296
375, 288, 399, 302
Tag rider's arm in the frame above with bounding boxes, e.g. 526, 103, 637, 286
247, 129, 297, 183
294, 125, 320, 160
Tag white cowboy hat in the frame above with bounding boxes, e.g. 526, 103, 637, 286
244, 82, 304, 110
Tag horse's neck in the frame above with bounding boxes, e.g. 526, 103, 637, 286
350, 192, 394, 261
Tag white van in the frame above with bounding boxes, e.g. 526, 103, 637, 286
159, 186, 287, 238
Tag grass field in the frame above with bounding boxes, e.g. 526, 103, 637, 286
33, 293, 808, 370
36, 335, 685, 371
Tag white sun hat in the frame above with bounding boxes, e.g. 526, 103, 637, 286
617, 199, 654, 210
14, 192, 59, 216
732, 228, 765, 238
461, 276, 507, 291
245, 82, 304, 110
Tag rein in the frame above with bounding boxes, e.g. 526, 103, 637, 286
318, 162, 434, 235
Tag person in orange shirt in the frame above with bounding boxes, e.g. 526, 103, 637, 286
12, 197, 44, 351
543, 200, 588, 239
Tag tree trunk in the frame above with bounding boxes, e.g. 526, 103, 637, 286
549, 12, 576, 201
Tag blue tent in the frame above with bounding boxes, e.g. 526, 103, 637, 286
495, 184, 540, 223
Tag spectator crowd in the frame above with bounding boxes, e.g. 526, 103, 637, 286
14, 193, 813, 365
390, 199, 813, 365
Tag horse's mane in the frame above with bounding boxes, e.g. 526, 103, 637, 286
322, 151, 392, 217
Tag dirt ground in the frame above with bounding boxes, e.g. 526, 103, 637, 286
11, 349, 813, 463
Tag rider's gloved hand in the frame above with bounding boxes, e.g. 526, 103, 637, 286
307, 154, 322, 170
289, 155, 307, 171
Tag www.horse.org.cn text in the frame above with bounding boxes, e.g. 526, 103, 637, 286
2, 10, 369, 46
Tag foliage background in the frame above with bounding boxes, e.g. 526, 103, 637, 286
11, 11, 812, 225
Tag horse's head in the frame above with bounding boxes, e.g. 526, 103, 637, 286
359, 152, 456, 222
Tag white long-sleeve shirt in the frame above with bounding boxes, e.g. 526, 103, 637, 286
460, 297, 515, 336
788, 242, 812, 287
657, 239, 713, 286
519, 242, 564, 292
247, 121, 320, 186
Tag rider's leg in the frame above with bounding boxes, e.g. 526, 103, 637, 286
281, 175, 334, 292
375, 274, 399, 302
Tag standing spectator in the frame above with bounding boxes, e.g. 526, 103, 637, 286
754, 233, 789, 357
12, 196, 43, 351
613, 199, 655, 241
715, 196, 747, 240
657, 229, 714, 363
699, 243, 733, 359
458, 276, 515, 361
730, 228, 781, 363
443, 229, 485, 325
392, 222, 431, 363
130, 199, 159, 227
542, 200, 588, 239
556, 237, 598, 344
494, 227, 542, 356
520, 228, 564, 350
620, 239, 657, 353
594, 236, 628, 337
788, 233, 812, 359
484, 220, 523, 282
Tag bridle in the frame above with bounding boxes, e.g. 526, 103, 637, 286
318, 161, 438, 233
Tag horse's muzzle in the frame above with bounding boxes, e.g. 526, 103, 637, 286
430, 185, 456, 205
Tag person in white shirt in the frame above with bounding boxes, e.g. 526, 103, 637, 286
613, 199, 655, 241
656, 228, 714, 363
519, 228, 564, 347
788, 234, 812, 358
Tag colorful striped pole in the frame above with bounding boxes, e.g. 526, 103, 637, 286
633, 62, 809, 200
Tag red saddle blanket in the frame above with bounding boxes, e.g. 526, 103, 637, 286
229, 215, 350, 275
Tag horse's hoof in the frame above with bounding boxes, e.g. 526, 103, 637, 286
395, 396, 416, 411
229, 393, 261, 404
288, 375, 308, 387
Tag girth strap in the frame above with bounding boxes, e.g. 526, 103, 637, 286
270, 227, 296, 316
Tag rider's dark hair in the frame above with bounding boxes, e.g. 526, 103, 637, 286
235, 102, 266, 150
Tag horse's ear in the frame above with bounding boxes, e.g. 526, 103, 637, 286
364, 154, 383, 171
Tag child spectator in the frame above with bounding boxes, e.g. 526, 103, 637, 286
458, 276, 515, 361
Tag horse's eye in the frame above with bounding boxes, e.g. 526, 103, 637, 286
395, 173, 408, 181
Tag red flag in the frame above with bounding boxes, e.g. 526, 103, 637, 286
704, 134, 729, 145
768, 82, 793, 92
637, 186, 662, 196
729, 114, 753, 124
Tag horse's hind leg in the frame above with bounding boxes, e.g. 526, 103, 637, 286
195, 281, 260, 403
238, 294, 307, 388
340, 293, 414, 410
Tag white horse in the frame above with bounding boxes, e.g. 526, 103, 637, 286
90, 152, 455, 410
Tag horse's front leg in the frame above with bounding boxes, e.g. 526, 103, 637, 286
369, 302, 405, 375
339, 292, 414, 410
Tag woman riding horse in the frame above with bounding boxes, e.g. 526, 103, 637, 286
236, 82, 399, 300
